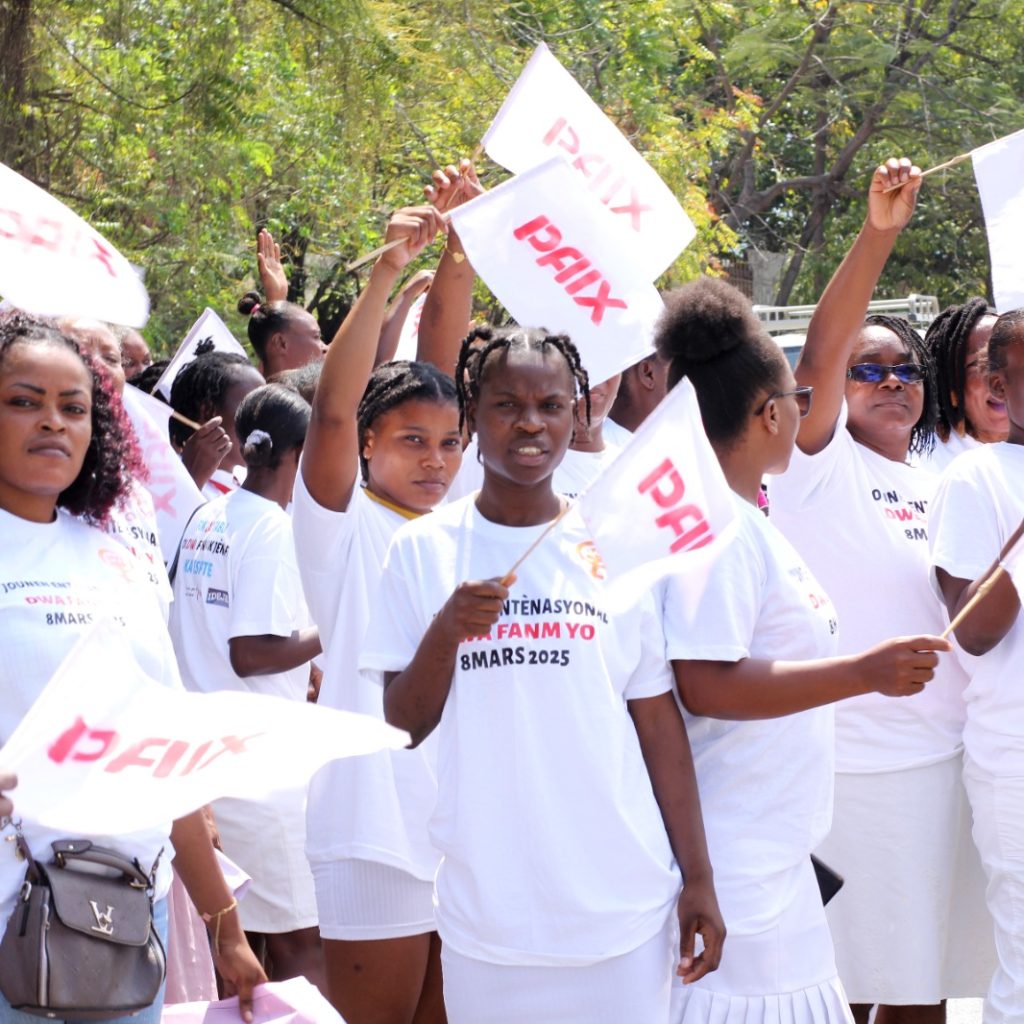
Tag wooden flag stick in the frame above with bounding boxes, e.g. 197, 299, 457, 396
500, 501, 575, 586
941, 515, 1024, 639
170, 408, 202, 432
881, 151, 973, 193
345, 238, 406, 273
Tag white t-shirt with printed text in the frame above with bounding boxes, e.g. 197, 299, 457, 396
291, 468, 440, 880
767, 403, 968, 772
360, 497, 680, 966
0, 508, 176, 922
105, 480, 173, 621
663, 497, 837, 933
929, 442, 1024, 776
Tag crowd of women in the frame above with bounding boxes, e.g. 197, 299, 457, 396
1, 154, 1023, 1024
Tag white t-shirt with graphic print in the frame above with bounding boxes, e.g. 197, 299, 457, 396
360, 497, 680, 966
767, 402, 968, 773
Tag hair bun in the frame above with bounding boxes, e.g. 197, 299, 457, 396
656, 278, 765, 367
237, 290, 262, 317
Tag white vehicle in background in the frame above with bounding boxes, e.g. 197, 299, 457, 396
753, 294, 941, 367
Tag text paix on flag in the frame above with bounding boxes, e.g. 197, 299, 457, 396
483, 43, 695, 279
449, 157, 665, 387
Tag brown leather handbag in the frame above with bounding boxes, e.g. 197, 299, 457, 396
0, 835, 166, 1020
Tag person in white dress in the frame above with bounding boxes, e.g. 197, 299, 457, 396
767, 158, 995, 1023
653, 276, 949, 1024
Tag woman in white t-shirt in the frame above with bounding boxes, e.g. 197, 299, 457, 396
767, 159, 995, 1021
930, 308, 1024, 1024
654, 277, 949, 1024
368, 325, 725, 1024
0, 315, 265, 1024
170, 382, 323, 988
919, 298, 1007, 473
292, 205, 464, 1024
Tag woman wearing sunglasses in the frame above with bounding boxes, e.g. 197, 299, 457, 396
768, 158, 994, 1023
656, 277, 949, 1024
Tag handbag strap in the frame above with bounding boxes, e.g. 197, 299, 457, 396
51, 840, 155, 891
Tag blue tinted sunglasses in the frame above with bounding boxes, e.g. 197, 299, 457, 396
846, 362, 925, 384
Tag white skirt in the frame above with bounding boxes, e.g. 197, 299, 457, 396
442, 912, 675, 1023
671, 857, 852, 1024
311, 858, 435, 940
212, 793, 318, 934
815, 753, 994, 1003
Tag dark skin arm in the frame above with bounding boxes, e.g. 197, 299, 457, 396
171, 810, 267, 1021
228, 627, 322, 678
628, 692, 724, 982
674, 634, 950, 720
382, 577, 510, 746
0, 772, 15, 819
936, 566, 1020, 657
375, 269, 434, 366
794, 157, 921, 455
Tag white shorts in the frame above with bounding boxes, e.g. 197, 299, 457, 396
311, 858, 435, 941
816, 754, 995, 1003
441, 913, 675, 1024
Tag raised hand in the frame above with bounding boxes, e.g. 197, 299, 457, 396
379, 205, 447, 272
257, 228, 288, 303
180, 415, 232, 489
867, 157, 922, 234
424, 158, 484, 215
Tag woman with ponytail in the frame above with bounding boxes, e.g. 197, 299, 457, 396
169, 382, 324, 988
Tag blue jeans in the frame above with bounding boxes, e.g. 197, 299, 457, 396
0, 897, 169, 1024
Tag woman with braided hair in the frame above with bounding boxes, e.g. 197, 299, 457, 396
921, 298, 1007, 471
768, 158, 994, 1021
363, 324, 724, 1022
292, 203, 463, 1024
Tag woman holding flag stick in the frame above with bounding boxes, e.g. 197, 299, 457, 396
364, 324, 724, 1023
0, 314, 266, 1023
768, 157, 994, 1020
930, 307, 1024, 1024
653, 276, 950, 1024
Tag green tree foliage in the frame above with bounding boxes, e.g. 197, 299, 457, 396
1, 0, 1021, 351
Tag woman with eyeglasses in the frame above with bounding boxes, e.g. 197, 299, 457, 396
768, 158, 995, 1023
655, 277, 948, 1024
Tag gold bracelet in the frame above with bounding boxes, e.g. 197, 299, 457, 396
201, 896, 238, 954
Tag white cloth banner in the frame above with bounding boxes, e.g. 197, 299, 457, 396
162, 977, 345, 1024
449, 158, 665, 386
973, 128, 1024, 314
0, 618, 409, 835
577, 377, 736, 607
123, 385, 205, 564
154, 307, 250, 400
0, 162, 149, 326
483, 43, 695, 279
393, 292, 427, 362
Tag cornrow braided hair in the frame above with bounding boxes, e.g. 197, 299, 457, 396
0, 312, 144, 524
453, 325, 591, 438
168, 349, 257, 448
863, 314, 938, 457
355, 360, 458, 482
923, 298, 995, 441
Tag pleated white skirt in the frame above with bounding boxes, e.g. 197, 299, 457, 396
671, 858, 852, 1024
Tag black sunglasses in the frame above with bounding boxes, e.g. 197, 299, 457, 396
846, 362, 925, 384
755, 385, 814, 418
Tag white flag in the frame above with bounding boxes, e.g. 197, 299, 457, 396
483, 43, 695, 279
393, 292, 428, 362
154, 307, 250, 400
449, 158, 665, 386
973, 128, 1024, 314
122, 385, 205, 564
0, 618, 409, 835
0, 162, 149, 326
577, 378, 736, 607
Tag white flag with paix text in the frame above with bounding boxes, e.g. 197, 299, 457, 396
449, 158, 665, 387
483, 43, 695, 279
